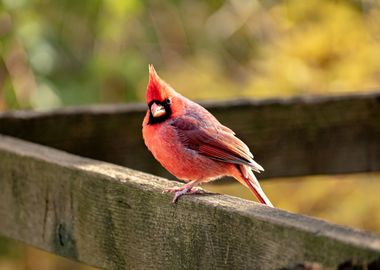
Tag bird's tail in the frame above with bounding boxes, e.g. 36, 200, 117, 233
237, 165, 273, 207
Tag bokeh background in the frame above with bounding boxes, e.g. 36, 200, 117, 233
1, 0, 380, 269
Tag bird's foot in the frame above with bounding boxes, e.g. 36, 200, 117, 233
163, 186, 205, 203
172, 187, 205, 203
162, 186, 187, 193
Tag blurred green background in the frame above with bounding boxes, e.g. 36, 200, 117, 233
1, 0, 380, 269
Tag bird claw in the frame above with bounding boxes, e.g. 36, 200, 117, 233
163, 186, 205, 203
162, 187, 184, 194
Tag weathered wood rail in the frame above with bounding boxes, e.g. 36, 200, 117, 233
0, 92, 379, 180
0, 92, 380, 269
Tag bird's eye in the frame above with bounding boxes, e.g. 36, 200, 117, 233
164, 98, 171, 105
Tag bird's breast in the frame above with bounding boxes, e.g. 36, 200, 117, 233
142, 121, 228, 182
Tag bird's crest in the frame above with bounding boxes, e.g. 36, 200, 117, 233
146, 64, 175, 103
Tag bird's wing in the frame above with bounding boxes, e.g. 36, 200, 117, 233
170, 116, 264, 172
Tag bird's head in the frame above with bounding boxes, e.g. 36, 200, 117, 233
146, 64, 177, 124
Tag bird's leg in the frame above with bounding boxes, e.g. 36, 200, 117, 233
163, 180, 204, 203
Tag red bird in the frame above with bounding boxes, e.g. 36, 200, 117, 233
142, 65, 273, 207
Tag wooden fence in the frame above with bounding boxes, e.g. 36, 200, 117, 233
0, 92, 380, 269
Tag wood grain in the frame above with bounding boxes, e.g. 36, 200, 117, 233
0, 92, 379, 180
0, 135, 379, 269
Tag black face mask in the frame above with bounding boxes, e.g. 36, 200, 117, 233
148, 98, 172, 124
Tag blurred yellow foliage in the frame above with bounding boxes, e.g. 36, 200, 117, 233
246, 0, 380, 98
1, 0, 380, 108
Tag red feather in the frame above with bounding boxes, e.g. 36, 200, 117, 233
170, 116, 264, 172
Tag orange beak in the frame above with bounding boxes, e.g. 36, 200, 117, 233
151, 103, 166, 118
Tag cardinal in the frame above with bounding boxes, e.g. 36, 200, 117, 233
142, 64, 273, 207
